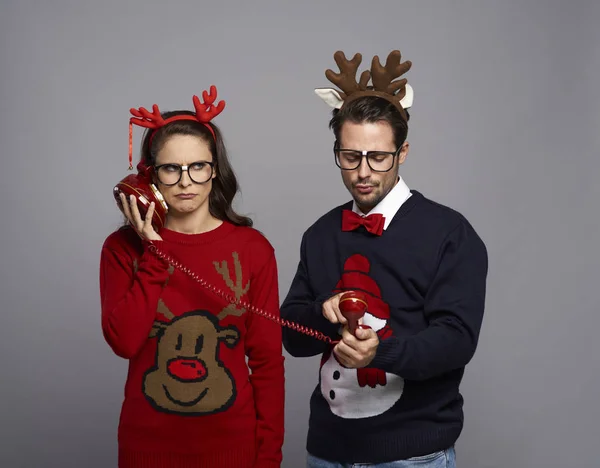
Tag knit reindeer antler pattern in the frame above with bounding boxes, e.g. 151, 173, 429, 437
127, 86, 226, 169
315, 50, 414, 120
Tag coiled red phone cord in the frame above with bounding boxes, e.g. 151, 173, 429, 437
148, 244, 335, 344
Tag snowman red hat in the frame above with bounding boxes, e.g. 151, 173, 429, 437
332, 254, 390, 321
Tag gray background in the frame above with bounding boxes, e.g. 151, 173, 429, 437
1, 1, 598, 467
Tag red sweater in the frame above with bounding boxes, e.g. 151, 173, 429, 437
99, 221, 285, 468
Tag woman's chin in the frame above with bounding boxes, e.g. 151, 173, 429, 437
167, 200, 203, 215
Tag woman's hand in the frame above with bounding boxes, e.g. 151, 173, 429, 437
119, 192, 163, 241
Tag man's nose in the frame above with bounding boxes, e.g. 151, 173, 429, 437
357, 156, 372, 179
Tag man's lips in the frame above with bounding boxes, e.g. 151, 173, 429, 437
355, 185, 375, 194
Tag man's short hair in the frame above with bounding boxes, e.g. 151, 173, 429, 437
329, 96, 410, 148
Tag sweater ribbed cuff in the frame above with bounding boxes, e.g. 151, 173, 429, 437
371, 336, 401, 373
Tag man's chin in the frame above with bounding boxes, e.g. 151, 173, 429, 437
352, 193, 379, 213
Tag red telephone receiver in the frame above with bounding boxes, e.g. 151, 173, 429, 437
338, 291, 370, 334
113, 163, 168, 230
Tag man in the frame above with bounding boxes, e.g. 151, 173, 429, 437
280, 49, 488, 468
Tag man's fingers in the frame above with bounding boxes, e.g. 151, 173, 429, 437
341, 327, 358, 345
355, 326, 376, 341
334, 341, 358, 363
333, 307, 347, 325
341, 326, 378, 353
323, 302, 340, 324
323, 292, 360, 325
331, 297, 347, 324
333, 344, 349, 366
322, 303, 335, 323
340, 332, 365, 353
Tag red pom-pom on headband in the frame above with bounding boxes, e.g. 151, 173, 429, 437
127, 86, 226, 170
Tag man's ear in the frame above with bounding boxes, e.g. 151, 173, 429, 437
398, 141, 410, 165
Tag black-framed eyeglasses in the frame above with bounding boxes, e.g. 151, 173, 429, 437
333, 141, 401, 172
154, 161, 215, 186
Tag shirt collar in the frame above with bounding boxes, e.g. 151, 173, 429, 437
351, 177, 412, 230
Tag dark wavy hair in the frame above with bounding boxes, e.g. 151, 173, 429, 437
138, 110, 252, 227
329, 96, 410, 148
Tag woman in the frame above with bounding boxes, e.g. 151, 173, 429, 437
99, 88, 285, 468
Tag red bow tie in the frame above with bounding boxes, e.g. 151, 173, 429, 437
341, 209, 385, 236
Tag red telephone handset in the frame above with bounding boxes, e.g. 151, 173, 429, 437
113, 164, 168, 230
338, 291, 370, 334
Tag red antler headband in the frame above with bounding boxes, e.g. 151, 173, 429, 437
127, 85, 226, 169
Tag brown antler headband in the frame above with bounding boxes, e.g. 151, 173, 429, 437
315, 50, 414, 120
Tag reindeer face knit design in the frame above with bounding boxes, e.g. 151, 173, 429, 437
100, 221, 284, 468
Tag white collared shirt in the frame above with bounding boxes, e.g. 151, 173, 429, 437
351, 177, 412, 230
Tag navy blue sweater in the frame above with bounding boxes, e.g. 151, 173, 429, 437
280, 190, 488, 463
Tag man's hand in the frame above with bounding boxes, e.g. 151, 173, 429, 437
322, 292, 350, 325
333, 326, 379, 368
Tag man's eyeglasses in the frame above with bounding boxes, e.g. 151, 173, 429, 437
333, 142, 401, 172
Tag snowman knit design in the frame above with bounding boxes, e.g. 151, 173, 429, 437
319, 254, 405, 419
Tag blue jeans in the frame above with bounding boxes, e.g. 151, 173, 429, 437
306, 446, 456, 468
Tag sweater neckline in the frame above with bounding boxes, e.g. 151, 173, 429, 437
394, 189, 423, 218
343, 189, 423, 225
383, 189, 423, 227
158, 220, 236, 245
